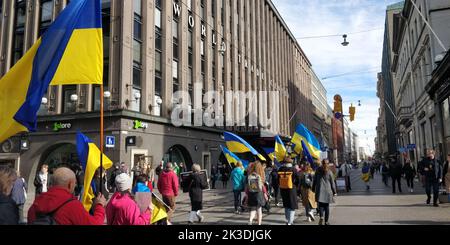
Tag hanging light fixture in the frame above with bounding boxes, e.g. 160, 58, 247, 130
342, 34, 349, 46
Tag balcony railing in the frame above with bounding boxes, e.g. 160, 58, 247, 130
398, 106, 413, 125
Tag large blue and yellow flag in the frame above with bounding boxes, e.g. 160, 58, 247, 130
292, 124, 321, 160
220, 145, 248, 168
76, 132, 113, 212
224, 132, 266, 161
0, 0, 103, 143
302, 140, 315, 165
275, 135, 287, 162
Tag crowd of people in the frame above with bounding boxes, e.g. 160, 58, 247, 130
229, 157, 337, 225
1, 149, 449, 225
360, 149, 450, 207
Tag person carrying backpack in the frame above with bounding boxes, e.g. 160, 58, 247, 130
245, 162, 264, 225
300, 163, 317, 222
278, 157, 301, 225
28, 167, 106, 225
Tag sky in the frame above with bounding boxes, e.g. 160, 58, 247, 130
273, 0, 402, 156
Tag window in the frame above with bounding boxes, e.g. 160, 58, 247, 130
39, 0, 54, 37
132, 0, 142, 112
12, 0, 26, 65
93, 0, 111, 111
443, 98, 450, 138
201, 0, 205, 20
155, 0, 163, 109
62, 85, 77, 114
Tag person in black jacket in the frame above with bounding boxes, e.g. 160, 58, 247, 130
270, 166, 280, 206
381, 162, 390, 186
389, 157, 402, 194
444, 154, 450, 194
402, 160, 416, 193
0, 166, 19, 225
34, 164, 51, 196
278, 157, 301, 225
423, 149, 443, 207
188, 164, 208, 224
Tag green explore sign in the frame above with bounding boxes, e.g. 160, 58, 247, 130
53, 122, 72, 132
133, 120, 148, 129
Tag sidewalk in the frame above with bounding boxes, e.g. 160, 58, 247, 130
330, 169, 450, 225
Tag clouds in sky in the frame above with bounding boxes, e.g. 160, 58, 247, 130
273, 0, 402, 155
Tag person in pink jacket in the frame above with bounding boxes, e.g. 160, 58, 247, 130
106, 173, 152, 225
157, 162, 179, 225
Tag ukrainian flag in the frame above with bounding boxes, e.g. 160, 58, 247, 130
0, 0, 103, 143
291, 124, 321, 160
220, 145, 243, 168
275, 136, 287, 162
224, 132, 266, 161
301, 140, 315, 165
151, 193, 169, 224
76, 132, 112, 212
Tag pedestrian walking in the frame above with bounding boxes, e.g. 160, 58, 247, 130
270, 165, 281, 207
444, 154, 450, 194
28, 167, 106, 225
361, 162, 371, 190
402, 160, 416, 193
34, 164, 51, 196
245, 162, 264, 225
211, 165, 218, 189
0, 166, 19, 225
10, 170, 27, 224
300, 163, 317, 223
381, 162, 390, 186
187, 164, 208, 224
157, 162, 179, 225
220, 163, 230, 188
278, 157, 301, 225
231, 162, 246, 214
340, 161, 352, 192
422, 149, 443, 207
312, 159, 337, 225
389, 157, 403, 194
106, 173, 151, 225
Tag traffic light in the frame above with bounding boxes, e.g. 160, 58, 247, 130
334, 95, 343, 113
349, 104, 356, 122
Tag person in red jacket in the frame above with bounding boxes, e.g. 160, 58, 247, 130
28, 167, 106, 225
157, 162, 179, 225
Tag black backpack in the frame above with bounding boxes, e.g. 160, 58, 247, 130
31, 198, 75, 225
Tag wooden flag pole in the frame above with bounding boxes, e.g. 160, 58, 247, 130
100, 84, 104, 195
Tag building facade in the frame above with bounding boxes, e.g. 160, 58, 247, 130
426, 49, 450, 158
391, 0, 450, 164
310, 68, 331, 154
376, 72, 389, 157
377, 2, 402, 159
0, 0, 315, 187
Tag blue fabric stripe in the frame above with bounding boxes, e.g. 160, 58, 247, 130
14, 0, 101, 131
76, 131, 91, 171
224, 132, 260, 156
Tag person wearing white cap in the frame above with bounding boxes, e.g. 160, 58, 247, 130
106, 173, 152, 225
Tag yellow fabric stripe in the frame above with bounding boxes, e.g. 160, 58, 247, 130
81, 142, 113, 211
0, 40, 42, 143
226, 141, 251, 154
51, 28, 103, 85
292, 133, 321, 158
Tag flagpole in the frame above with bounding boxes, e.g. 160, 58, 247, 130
100, 84, 104, 195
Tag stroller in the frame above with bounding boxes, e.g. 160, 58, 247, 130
241, 182, 271, 214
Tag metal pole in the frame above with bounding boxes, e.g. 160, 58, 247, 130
409, 0, 447, 52
100, 85, 104, 195
384, 100, 398, 121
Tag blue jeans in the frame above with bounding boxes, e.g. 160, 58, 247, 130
425, 180, 439, 204
233, 190, 242, 211
284, 208, 295, 225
